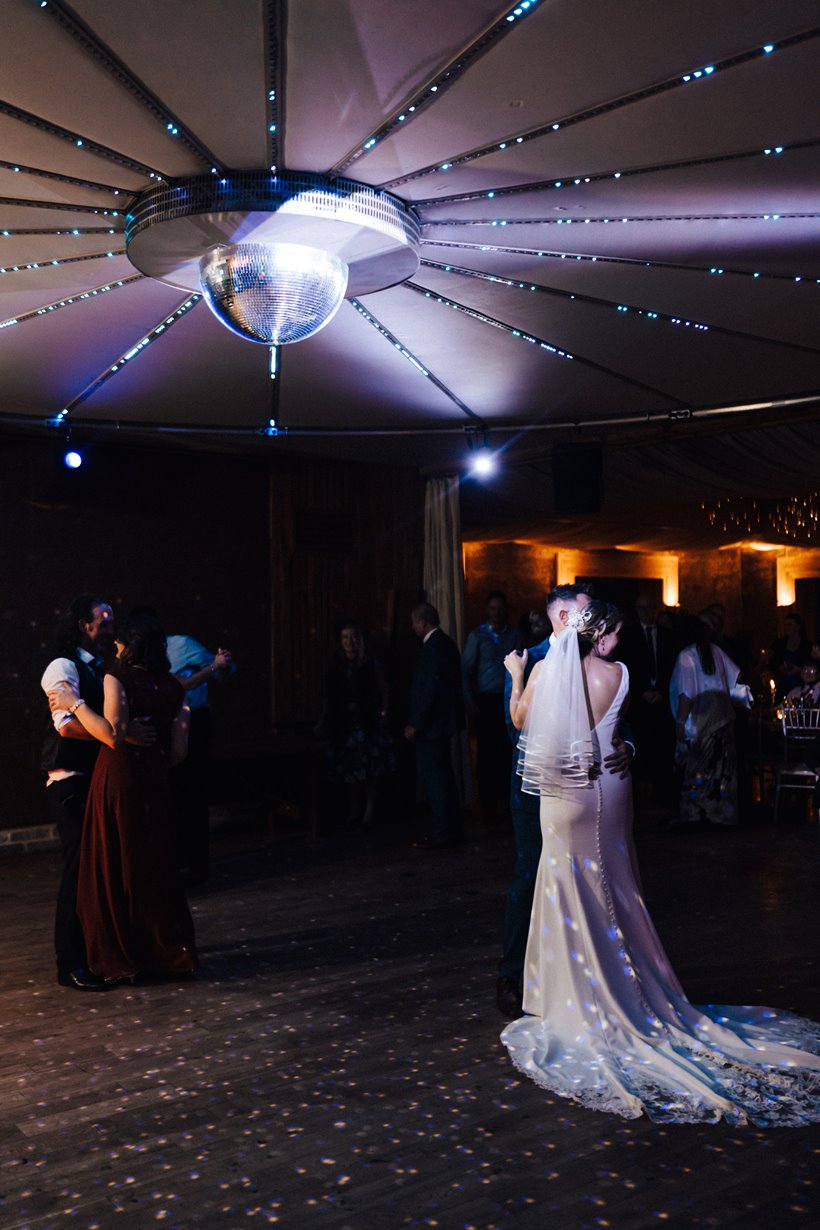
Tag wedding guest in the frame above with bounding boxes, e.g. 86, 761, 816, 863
166, 628, 235, 883
619, 594, 676, 809
769, 613, 811, 698
405, 603, 465, 848
316, 619, 395, 831
463, 591, 523, 827
670, 615, 744, 827
785, 661, 820, 706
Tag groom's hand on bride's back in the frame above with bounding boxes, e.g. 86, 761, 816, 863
604, 736, 633, 779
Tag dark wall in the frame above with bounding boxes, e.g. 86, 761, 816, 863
1, 437, 424, 827
268, 454, 426, 728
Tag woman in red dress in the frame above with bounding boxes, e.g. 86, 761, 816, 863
51, 614, 198, 982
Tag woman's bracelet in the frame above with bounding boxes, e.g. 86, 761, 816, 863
69, 698, 86, 714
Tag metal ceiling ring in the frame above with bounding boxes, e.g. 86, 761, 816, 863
126, 171, 421, 297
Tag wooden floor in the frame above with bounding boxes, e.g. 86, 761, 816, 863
1, 812, 818, 1230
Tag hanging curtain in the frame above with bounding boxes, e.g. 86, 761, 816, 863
423, 476, 472, 804
423, 475, 465, 645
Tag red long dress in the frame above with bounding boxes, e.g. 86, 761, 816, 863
77, 661, 198, 981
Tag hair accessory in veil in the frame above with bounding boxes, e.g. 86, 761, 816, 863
516, 626, 598, 797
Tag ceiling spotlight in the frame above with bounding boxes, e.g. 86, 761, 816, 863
64, 449, 83, 469
471, 447, 496, 477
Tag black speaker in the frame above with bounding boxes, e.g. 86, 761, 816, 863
552, 443, 602, 515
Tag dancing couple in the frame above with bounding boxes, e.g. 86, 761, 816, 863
500, 593, 819, 1126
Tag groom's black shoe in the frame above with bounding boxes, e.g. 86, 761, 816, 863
57, 966, 110, 992
496, 975, 523, 1019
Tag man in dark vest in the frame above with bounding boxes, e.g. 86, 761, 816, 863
405, 602, 466, 848
40, 594, 145, 990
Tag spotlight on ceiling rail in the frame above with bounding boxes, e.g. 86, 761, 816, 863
465, 427, 497, 478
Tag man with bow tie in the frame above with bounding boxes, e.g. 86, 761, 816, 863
40, 595, 135, 990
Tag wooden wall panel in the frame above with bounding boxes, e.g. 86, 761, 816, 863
1, 438, 424, 827
268, 456, 425, 728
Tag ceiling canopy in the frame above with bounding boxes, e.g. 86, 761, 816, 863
1, 0, 819, 544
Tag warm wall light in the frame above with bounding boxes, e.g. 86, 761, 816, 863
557, 549, 679, 607
775, 548, 820, 606
776, 564, 796, 607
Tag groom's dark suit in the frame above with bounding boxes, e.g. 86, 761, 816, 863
500, 635, 551, 981
408, 627, 465, 842
41, 652, 105, 979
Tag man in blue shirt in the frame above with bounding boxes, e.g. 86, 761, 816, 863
462, 591, 523, 828
166, 633, 234, 883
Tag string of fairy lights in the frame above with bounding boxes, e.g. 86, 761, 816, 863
380, 31, 820, 189
421, 236, 820, 286
704, 493, 820, 543
412, 137, 820, 208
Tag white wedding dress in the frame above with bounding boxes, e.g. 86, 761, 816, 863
501, 662, 820, 1125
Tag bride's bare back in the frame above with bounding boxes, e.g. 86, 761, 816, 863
583, 653, 623, 729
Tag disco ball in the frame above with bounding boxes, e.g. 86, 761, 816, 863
199, 241, 349, 345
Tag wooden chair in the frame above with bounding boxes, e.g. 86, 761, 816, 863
773, 705, 820, 823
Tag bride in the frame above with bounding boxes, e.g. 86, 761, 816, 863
501, 599, 820, 1126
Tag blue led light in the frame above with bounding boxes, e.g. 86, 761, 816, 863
762, 44, 774, 53
64, 450, 82, 469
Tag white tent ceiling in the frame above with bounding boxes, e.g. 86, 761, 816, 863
1, 0, 819, 545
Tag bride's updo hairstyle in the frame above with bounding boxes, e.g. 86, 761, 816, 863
571, 600, 622, 658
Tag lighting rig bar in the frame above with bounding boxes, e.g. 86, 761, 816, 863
421, 237, 820, 285
264, 0, 287, 172
380, 27, 820, 189
0, 159, 133, 196
1, 249, 126, 274
329, 0, 544, 178
350, 298, 484, 422
53, 293, 201, 419
411, 137, 820, 208
1, 392, 812, 442
0, 273, 142, 331
404, 280, 685, 405
36, 0, 224, 173
422, 212, 820, 228
0, 196, 124, 217
420, 259, 820, 355
0, 99, 166, 180
0, 227, 123, 236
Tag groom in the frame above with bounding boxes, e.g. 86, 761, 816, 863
41, 594, 116, 991
496, 585, 634, 1018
